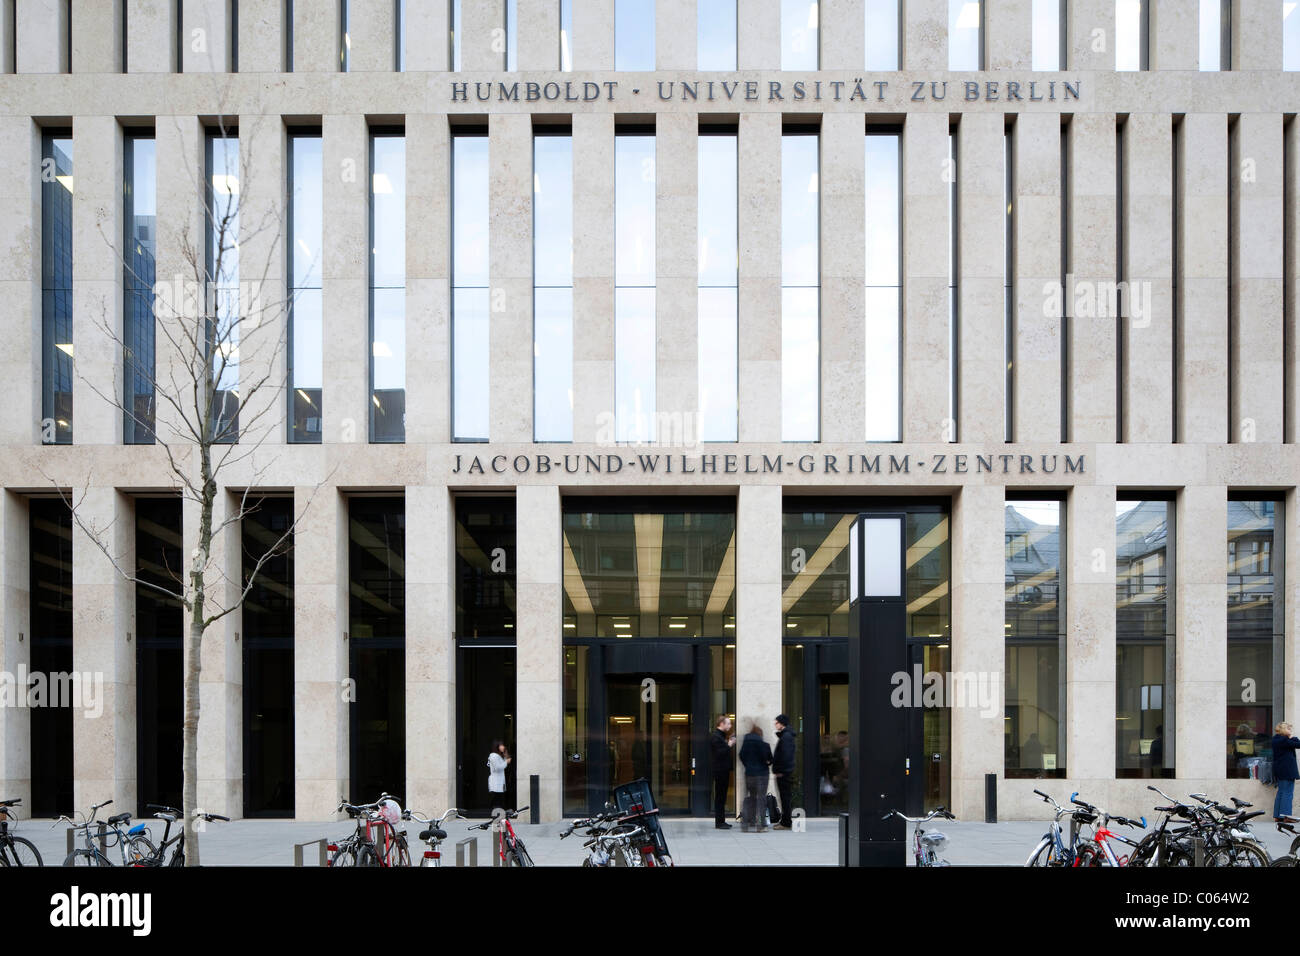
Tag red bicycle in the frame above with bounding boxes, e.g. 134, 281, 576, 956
328, 795, 411, 867
470, 806, 534, 867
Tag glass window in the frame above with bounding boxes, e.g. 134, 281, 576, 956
865, 0, 899, 69
615, 132, 656, 443
136, 497, 184, 815
41, 132, 73, 445
371, 132, 406, 442
1031, 0, 1062, 70
1199, 0, 1228, 70
1116, 499, 1174, 777
534, 132, 574, 442
698, 1, 737, 70
615, 0, 655, 70
29, 498, 73, 817
947, 131, 958, 442
124, 133, 157, 445
865, 132, 900, 442
1004, 128, 1013, 441
562, 502, 736, 637
949, 0, 982, 70
1004, 499, 1065, 777
1287, 1, 1300, 70
340, 0, 350, 70
1227, 499, 1282, 779
507, 0, 518, 69
698, 131, 738, 442
451, 0, 461, 71
397, 0, 405, 71
241, 497, 295, 817
348, 497, 406, 800
288, 133, 323, 443
1115, 0, 1148, 71
206, 132, 240, 443
782, 131, 819, 442
453, 131, 489, 441
781, 0, 818, 69
561, 0, 573, 70
456, 496, 517, 638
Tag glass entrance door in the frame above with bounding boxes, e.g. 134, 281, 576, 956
905, 643, 951, 814
605, 677, 692, 812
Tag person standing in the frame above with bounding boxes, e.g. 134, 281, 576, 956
487, 740, 511, 812
710, 715, 736, 830
1272, 722, 1300, 821
771, 714, 796, 830
738, 720, 772, 833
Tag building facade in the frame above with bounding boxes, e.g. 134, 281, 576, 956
0, 0, 1298, 824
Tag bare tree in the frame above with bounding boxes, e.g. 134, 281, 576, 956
49, 96, 324, 864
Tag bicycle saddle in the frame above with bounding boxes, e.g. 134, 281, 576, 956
419, 827, 448, 841
108, 812, 131, 825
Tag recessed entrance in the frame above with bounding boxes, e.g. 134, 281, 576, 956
605, 676, 693, 813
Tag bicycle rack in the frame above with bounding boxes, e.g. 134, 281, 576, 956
66, 822, 110, 857
455, 836, 478, 867
293, 838, 330, 866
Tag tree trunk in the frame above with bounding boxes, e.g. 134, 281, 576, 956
184, 598, 204, 866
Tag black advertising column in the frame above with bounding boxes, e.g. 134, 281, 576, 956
847, 513, 908, 866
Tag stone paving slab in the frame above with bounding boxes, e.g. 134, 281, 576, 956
7, 816, 1297, 867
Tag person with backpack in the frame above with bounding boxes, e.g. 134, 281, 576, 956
738, 720, 772, 833
771, 714, 797, 829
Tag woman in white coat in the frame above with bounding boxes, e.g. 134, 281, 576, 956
487, 740, 511, 811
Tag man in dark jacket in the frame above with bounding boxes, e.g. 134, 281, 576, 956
772, 714, 796, 829
709, 715, 736, 829
738, 721, 773, 832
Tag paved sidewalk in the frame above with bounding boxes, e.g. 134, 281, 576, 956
9, 815, 1297, 866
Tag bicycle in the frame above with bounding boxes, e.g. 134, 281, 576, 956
883, 807, 956, 866
60, 800, 155, 867
128, 805, 230, 867
469, 806, 533, 867
1127, 786, 1198, 867
403, 807, 464, 866
1184, 792, 1270, 866
328, 795, 410, 867
1025, 789, 1096, 867
1066, 796, 1146, 866
1269, 815, 1300, 867
561, 808, 647, 867
0, 799, 43, 867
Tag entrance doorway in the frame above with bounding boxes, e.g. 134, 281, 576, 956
605, 677, 692, 812
905, 642, 951, 814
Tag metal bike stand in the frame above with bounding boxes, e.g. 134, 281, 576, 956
293, 838, 329, 866
455, 836, 478, 867
66, 828, 74, 856
1193, 837, 1205, 867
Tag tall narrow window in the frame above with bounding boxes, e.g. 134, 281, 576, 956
782, 0, 818, 70
451, 0, 461, 70
507, 0, 517, 69
452, 130, 490, 441
782, 129, 819, 442
124, 133, 157, 445
1005, 498, 1066, 777
1287, 1, 1300, 70
29, 498, 73, 817
340, 0, 350, 70
1227, 498, 1284, 779
560, 0, 572, 70
1199, 0, 1230, 70
865, 131, 901, 442
615, 129, 656, 442
41, 131, 73, 445
1004, 125, 1014, 441
288, 132, 323, 444
206, 131, 240, 443
136, 497, 184, 816
949, 0, 982, 70
865, 0, 900, 70
397, 0, 405, 70
371, 131, 406, 442
948, 129, 959, 441
698, 0, 737, 70
615, 0, 654, 70
1115, 0, 1148, 71
534, 130, 574, 442
699, 129, 738, 441
1031, 0, 1062, 70
1116, 498, 1174, 777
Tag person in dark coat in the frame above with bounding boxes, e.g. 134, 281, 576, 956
738, 720, 773, 832
709, 715, 736, 829
771, 714, 797, 829
1272, 721, 1300, 821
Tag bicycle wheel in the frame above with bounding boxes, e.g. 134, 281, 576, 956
355, 845, 380, 867
1206, 841, 1270, 867
125, 835, 156, 866
327, 842, 359, 867
387, 837, 411, 867
1270, 855, 1297, 867
1072, 844, 1105, 867
1025, 838, 1056, 868
62, 849, 99, 867
3, 836, 42, 867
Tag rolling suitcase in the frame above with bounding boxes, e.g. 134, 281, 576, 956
766, 793, 780, 828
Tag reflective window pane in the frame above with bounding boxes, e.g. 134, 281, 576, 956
453, 288, 490, 441
782, 287, 819, 441
507, 0, 518, 69
698, 287, 738, 441
615, 0, 655, 70
1287, 1, 1300, 70
865, 0, 899, 70
616, 133, 656, 442
289, 134, 323, 443
371, 134, 405, 442
41, 134, 73, 445
456, 497, 517, 638
615, 287, 656, 442
615, 134, 655, 287
453, 133, 489, 441
535, 288, 573, 441
1227, 499, 1280, 779
535, 133, 574, 442
207, 134, 240, 442
782, 0, 819, 69
699, 132, 737, 442
698, 0, 737, 70
948, 0, 982, 70
1004, 499, 1064, 776
1115, 0, 1146, 71
124, 134, 156, 444
865, 133, 900, 442
534, 135, 573, 288
698, 135, 737, 288
1031, 0, 1060, 70
452, 0, 461, 70
1198, 0, 1225, 70
782, 133, 818, 442
561, 0, 573, 70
